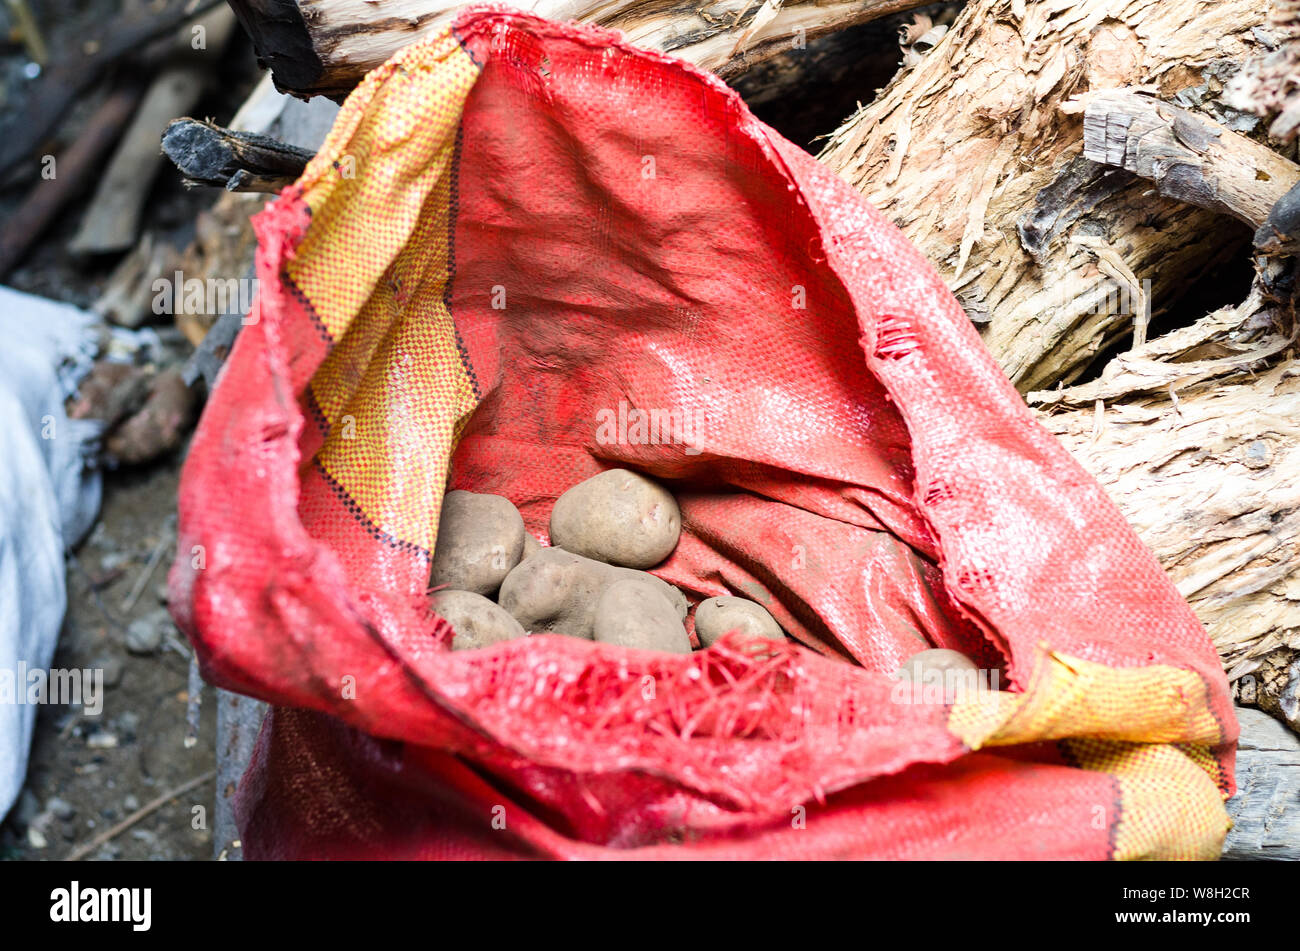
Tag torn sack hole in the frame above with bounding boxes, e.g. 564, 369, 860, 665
874, 312, 920, 361
923, 481, 956, 506
955, 566, 995, 592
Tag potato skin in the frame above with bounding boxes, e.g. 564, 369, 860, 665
430, 490, 526, 597
549, 469, 680, 569
593, 580, 691, 654
522, 532, 542, 561
895, 648, 978, 681
498, 547, 686, 638
431, 589, 527, 651
694, 596, 785, 648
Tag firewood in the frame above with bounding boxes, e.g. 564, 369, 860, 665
1224, 706, 1300, 859
819, 0, 1272, 392
1226, 0, 1300, 142
226, 0, 930, 99
1081, 89, 1300, 232
0, 83, 145, 278
0, 0, 224, 180
68, 8, 239, 255
1030, 285, 1300, 731
161, 118, 315, 193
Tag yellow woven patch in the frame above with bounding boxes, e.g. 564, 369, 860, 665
1064, 738, 1230, 860
949, 649, 1224, 754
947, 648, 1230, 858
286, 31, 483, 554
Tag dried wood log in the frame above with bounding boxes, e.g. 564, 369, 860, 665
1082, 89, 1300, 232
1033, 80, 1300, 734
0, 83, 145, 277
69, 7, 239, 255
819, 0, 1271, 392
162, 118, 316, 193
171, 79, 338, 365
227, 0, 929, 99
1034, 339, 1300, 731
0, 0, 224, 179
1226, 0, 1300, 142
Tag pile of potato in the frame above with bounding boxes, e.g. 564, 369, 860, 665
429, 468, 787, 654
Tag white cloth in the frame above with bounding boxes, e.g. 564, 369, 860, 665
0, 287, 103, 819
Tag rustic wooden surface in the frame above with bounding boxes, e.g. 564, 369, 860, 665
1036, 357, 1300, 728
1224, 706, 1300, 860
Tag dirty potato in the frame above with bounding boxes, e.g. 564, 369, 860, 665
522, 532, 542, 561
694, 596, 785, 648
548, 469, 680, 569
593, 579, 691, 654
430, 489, 526, 597
431, 589, 526, 651
895, 648, 978, 682
498, 547, 686, 639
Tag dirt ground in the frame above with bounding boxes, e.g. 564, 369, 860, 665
0, 1, 259, 861
1, 458, 218, 861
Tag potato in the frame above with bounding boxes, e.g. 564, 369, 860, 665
431, 589, 526, 651
430, 489, 526, 596
895, 648, 978, 682
593, 580, 691, 654
694, 596, 785, 648
549, 468, 680, 569
498, 547, 686, 638
522, 532, 542, 560
894, 648, 987, 703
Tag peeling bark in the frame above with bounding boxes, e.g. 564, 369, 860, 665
819, 0, 1271, 391
1081, 88, 1300, 231
1034, 329, 1300, 731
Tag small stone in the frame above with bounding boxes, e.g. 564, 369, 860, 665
114, 711, 140, 741
125, 617, 163, 655
123, 794, 139, 811
26, 825, 47, 850
86, 730, 119, 750
93, 655, 124, 688
47, 797, 75, 820
13, 789, 40, 827
99, 551, 128, 573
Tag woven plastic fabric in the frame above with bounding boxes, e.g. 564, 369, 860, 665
171, 9, 1238, 860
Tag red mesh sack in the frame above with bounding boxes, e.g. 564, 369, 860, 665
170, 9, 1237, 860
